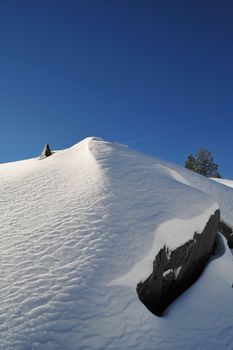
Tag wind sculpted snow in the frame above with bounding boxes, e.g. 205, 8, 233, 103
0, 137, 232, 349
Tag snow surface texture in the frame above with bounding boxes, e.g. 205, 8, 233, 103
0, 137, 232, 350
211, 177, 233, 189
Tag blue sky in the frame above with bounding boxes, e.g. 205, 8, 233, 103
0, 1, 233, 177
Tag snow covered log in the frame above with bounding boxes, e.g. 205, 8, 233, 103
137, 209, 220, 316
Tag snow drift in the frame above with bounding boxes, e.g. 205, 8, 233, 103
0, 137, 232, 349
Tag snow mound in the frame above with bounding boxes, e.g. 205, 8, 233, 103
0, 137, 232, 350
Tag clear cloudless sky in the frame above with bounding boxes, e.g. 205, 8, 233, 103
0, 1, 233, 177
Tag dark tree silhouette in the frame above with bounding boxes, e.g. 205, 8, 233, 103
185, 154, 197, 172
185, 149, 221, 178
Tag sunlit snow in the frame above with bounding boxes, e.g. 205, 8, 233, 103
0, 137, 232, 350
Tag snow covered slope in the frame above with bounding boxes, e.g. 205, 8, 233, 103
0, 137, 232, 350
211, 177, 233, 189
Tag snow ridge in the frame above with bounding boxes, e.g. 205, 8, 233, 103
0, 137, 232, 350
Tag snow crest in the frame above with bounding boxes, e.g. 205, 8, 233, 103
0, 137, 232, 350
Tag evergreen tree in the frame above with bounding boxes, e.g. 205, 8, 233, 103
184, 149, 221, 178
195, 148, 220, 177
185, 154, 197, 172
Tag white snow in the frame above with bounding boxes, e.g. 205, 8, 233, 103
211, 177, 233, 188
174, 265, 182, 279
0, 137, 232, 350
163, 268, 173, 277
162, 266, 182, 280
